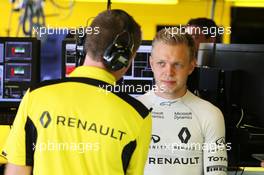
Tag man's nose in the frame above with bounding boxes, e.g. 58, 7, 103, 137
165, 65, 175, 76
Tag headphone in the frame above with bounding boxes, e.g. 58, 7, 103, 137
75, 17, 95, 67
103, 30, 134, 71
75, 11, 134, 71
75, 27, 86, 67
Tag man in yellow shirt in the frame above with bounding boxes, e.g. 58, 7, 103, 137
2, 9, 152, 175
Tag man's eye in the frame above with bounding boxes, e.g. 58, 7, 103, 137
157, 62, 165, 66
175, 63, 183, 68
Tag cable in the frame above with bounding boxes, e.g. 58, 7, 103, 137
50, 0, 75, 10
220, 0, 225, 26
242, 124, 264, 130
86, 17, 95, 27
234, 166, 238, 175
107, 0, 111, 10
210, 0, 216, 20
234, 143, 242, 175
57, 5, 74, 20
240, 167, 245, 175
7, 1, 15, 36
22, 0, 33, 36
236, 108, 244, 128
49, 0, 75, 20
15, 0, 45, 36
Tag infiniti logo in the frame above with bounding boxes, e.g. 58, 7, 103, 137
151, 135, 161, 144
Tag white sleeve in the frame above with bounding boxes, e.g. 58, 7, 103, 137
203, 107, 228, 175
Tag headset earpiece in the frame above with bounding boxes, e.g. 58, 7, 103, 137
103, 42, 131, 71
103, 31, 133, 71
75, 27, 86, 67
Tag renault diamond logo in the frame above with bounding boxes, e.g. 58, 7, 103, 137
178, 127, 191, 144
40, 111, 51, 128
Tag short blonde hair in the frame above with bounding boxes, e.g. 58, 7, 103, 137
152, 28, 195, 61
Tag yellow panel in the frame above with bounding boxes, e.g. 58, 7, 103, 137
0, 1, 232, 43
226, 0, 264, 1
72, 0, 178, 4
226, 0, 264, 7
234, 2, 264, 7
243, 167, 264, 172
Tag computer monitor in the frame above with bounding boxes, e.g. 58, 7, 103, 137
122, 40, 153, 96
198, 43, 264, 127
61, 38, 77, 77
198, 43, 264, 166
0, 37, 40, 108
61, 40, 154, 96
40, 30, 68, 81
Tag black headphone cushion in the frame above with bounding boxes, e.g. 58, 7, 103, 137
103, 43, 131, 71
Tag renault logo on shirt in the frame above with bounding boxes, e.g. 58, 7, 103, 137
40, 111, 52, 128
178, 127, 191, 144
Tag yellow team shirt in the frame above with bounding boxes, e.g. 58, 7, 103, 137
2, 66, 152, 175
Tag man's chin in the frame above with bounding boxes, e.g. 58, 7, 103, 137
158, 86, 176, 94
163, 89, 176, 94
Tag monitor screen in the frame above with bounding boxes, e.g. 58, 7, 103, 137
5, 42, 32, 61
62, 38, 77, 77
122, 40, 154, 96
125, 41, 153, 78
40, 30, 68, 81
198, 43, 264, 127
61, 40, 154, 96
0, 37, 40, 108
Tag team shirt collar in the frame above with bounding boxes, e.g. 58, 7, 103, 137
69, 66, 116, 85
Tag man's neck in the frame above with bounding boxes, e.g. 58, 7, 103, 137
83, 55, 105, 69
154, 87, 187, 100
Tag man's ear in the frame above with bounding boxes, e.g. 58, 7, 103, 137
149, 55, 154, 70
188, 58, 196, 75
